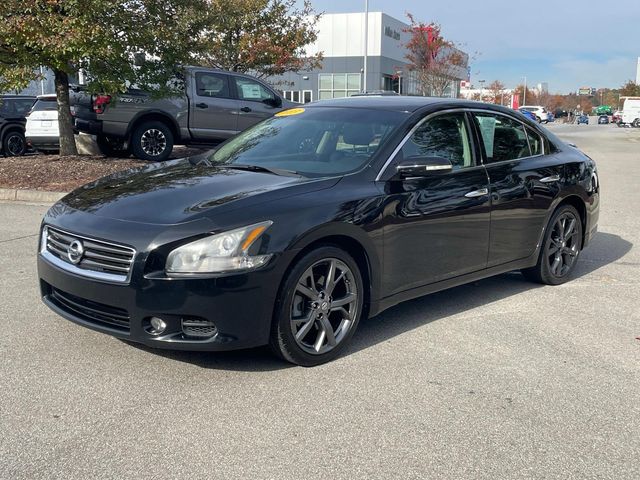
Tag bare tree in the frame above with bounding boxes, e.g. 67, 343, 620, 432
487, 80, 505, 105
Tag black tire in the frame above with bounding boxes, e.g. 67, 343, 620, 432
522, 205, 583, 285
130, 121, 173, 161
2, 130, 26, 157
269, 246, 364, 366
96, 134, 130, 158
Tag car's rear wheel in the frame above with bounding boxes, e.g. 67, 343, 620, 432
96, 134, 130, 158
3, 131, 26, 157
131, 121, 173, 161
522, 205, 583, 285
270, 246, 364, 366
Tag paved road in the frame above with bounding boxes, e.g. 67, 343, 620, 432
1, 122, 639, 479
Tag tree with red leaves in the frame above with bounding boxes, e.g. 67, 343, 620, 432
403, 14, 467, 97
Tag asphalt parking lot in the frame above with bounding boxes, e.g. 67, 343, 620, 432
1, 119, 639, 479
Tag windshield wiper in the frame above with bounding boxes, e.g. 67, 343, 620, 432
220, 164, 302, 177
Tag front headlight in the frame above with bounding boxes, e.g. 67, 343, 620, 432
166, 221, 273, 275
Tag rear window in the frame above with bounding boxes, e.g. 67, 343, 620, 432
0, 98, 36, 116
31, 98, 57, 112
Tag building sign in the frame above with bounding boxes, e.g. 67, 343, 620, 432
384, 26, 401, 41
578, 87, 593, 96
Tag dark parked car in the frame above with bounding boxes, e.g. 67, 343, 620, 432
38, 97, 600, 366
597, 115, 609, 125
0, 95, 36, 156
577, 114, 589, 125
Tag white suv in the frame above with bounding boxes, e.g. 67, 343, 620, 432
25, 94, 59, 153
519, 105, 550, 123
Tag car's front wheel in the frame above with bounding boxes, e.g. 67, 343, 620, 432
522, 205, 583, 285
270, 246, 364, 366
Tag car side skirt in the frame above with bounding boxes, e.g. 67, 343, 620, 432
370, 251, 539, 317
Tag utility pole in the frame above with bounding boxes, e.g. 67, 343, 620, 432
363, 0, 368, 93
523, 76, 527, 106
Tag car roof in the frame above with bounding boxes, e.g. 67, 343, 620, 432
303, 96, 518, 114
0, 95, 37, 100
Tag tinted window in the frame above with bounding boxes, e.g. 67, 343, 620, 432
473, 113, 531, 163
15, 99, 36, 115
234, 77, 274, 102
31, 98, 57, 111
0, 98, 37, 116
399, 113, 473, 170
525, 126, 543, 156
195, 72, 230, 99
209, 107, 406, 177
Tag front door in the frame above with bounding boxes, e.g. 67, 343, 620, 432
232, 76, 282, 131
470, 112, 563, 267
379, 111, 491, 296
189, 71, 239, 141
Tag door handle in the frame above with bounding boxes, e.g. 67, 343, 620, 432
240, 106, 252, 113
195, 103, 208, 109
464, 188, 489, 198
540, 174, 560, 183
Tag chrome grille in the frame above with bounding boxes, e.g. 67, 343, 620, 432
42, 226, 135, 283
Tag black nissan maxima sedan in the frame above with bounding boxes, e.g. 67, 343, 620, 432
38, 97, 600, 366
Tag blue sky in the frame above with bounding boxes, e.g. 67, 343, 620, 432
299, 0, 640, 93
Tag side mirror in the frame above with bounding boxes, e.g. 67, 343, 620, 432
263, 96, 282, 108
395, 156, 453, 178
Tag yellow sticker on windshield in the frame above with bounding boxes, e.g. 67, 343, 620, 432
275, 108, 305, 117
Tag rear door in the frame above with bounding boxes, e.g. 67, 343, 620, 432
470, 111, 563, 267
232, 75, 283, 132
189, 70, 239, 141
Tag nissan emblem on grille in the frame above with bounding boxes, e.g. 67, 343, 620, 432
67, 240, 84, 264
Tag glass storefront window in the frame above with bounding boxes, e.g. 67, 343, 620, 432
319, 74, 332, 90
347, 74, 360, 90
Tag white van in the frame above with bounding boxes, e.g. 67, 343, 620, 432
25, 94, 59, 153
621, 98, 640, 127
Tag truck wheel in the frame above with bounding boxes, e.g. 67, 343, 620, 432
96, 135, 130, 158
633, 119, 640, 128
131, 121, 173, 161
3, 131, 26, 157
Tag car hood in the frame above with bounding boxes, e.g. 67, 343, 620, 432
59, 156, 338, 225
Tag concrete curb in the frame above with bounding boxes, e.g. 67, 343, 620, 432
0, 188, 67, 204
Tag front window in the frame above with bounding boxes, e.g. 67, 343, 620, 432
234, 77, 275, 102
208, 107, 407, 177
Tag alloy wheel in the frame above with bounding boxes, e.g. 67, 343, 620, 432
140, 129, 167, 157
546, 212, 580, 277
6, 133, 25, 156
290, 258, 358, 355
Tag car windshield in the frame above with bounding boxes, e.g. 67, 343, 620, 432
208, 107, 407, 177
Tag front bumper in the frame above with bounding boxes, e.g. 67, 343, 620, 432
38, 251, 289, 352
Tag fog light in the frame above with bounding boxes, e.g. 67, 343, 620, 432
149, 316, 167, 335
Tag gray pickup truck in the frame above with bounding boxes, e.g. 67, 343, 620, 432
72, 67, 295, 161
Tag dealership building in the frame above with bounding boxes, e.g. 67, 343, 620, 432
271, 11, 469, 104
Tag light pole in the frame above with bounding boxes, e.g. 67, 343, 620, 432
522, 76, 527, 106
479, 79, 485, 101
396, 70, 403, 95
363, 0, 369, 93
